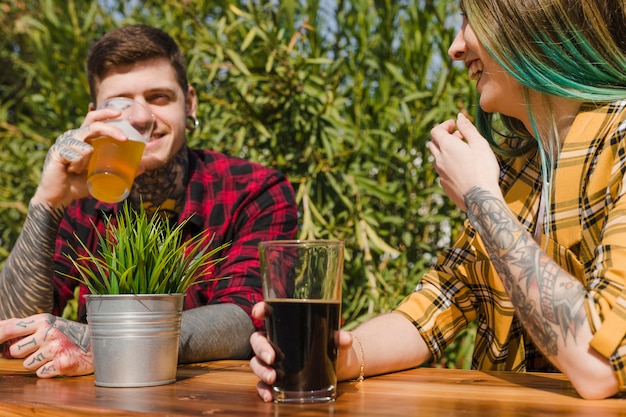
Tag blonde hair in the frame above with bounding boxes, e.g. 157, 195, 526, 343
462, 0, 626, 234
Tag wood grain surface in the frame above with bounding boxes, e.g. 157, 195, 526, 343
1, 358, 624, 416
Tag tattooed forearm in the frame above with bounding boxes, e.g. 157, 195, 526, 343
464, 187, 587, 357
0, 202, 65, 319
539, 257, 587, 339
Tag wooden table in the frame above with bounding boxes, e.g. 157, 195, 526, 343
0, 358, 624, 416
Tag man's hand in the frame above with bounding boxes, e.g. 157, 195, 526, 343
0, 314, 93, 378
32, 106, 126, 209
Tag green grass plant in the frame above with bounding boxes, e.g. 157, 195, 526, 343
66, 203, 229, 295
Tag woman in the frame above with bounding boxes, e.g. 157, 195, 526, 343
250, 0, 626, 400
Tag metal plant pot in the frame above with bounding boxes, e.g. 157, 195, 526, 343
85, 293, 184, 387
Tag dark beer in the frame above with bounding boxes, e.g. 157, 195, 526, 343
265, 298, 341, 397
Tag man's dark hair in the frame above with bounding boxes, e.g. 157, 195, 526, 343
87, 24, 188, 104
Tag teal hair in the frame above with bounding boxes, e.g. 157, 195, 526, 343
465, 0, 626, 149
463, 0, 626, 236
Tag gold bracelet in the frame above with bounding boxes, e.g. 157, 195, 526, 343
352, 334, 365, 382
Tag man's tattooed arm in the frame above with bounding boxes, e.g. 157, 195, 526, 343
464, 187, 588, 358
0, 202, 65, 319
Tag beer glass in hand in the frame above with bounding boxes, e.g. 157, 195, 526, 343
86, 98, 154, 203
259, 240, 344, 404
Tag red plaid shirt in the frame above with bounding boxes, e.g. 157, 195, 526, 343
52, 148, 298, 330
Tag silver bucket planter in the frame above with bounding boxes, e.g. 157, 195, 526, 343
85, 293, 184, 387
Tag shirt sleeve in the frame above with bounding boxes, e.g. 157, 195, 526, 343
183, 163, 298, 331
577, 110, 626, 392
394, 220, 480, 362
586, 144, 626, 391
51, 203, 105, 319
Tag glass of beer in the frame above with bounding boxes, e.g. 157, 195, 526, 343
259, 240, 344, 403
86, 98, 154, 203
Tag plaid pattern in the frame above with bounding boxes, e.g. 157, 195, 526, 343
396, 101, 626, 391
52, 148, 298, 330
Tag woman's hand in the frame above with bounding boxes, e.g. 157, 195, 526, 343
428, 113, 502, 211
249, 302, 278, 402
0, 314, 93, 378
249, 302, 358, 402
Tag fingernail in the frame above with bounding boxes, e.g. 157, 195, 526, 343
262, 352, 272, 364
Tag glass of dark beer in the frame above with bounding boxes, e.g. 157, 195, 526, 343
259, 240, 344, 403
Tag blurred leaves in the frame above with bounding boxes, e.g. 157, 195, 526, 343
0, 0, 477, 367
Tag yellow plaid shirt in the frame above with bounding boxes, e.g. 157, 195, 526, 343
396, 100, 626, 392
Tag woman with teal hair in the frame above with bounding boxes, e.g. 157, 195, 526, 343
250, 0, 626, 400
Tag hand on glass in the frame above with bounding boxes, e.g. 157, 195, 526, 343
33, 104, 141, 209
0, 314, 93, 378
86, 98, 154, 203
249, 302, 354, 402
428, 113, 503, 211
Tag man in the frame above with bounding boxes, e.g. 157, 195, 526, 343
0, 24, 298, 378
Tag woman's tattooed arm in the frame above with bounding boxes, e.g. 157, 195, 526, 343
464, 187, 588, 357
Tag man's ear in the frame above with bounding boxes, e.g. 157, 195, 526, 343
185, 85, 198, 118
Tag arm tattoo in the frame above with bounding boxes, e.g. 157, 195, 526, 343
464, 187, 587, 357
44, 316, 90, 353
0, 202, 65, 319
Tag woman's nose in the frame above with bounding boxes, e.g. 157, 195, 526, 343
448, 29, 466, 61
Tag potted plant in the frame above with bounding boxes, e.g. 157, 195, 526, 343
66, 203, 228, 387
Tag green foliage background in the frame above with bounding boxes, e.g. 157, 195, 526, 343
0, 0, 477, 367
